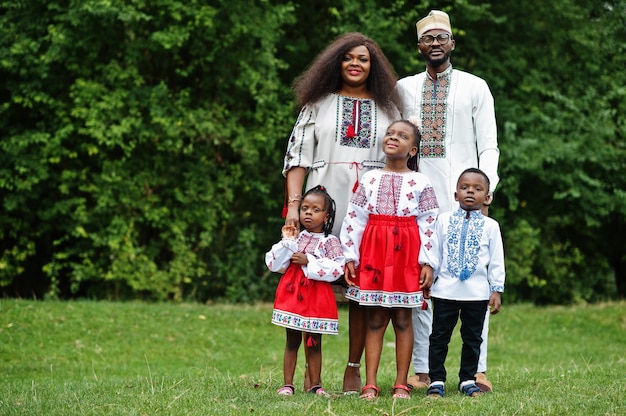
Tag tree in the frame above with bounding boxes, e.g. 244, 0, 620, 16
0, 0, 296, 301
1, 0, 624, 303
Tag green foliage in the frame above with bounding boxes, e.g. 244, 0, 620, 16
484, 0, 626, 302
1, 0, 625, 303
0, 0, 295, 301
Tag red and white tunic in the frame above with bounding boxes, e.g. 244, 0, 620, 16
265, 230, 345, 334
340, 170, 439, 307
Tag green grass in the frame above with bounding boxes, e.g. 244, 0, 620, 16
1, 300, 624, 415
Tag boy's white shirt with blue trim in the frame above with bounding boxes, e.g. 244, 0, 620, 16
431, 207, 505, 301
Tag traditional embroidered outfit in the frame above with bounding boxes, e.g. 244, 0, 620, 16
283, 93, 400, 235
265, 230, 345, 334
397, 66, 500, 212
340, 170, 439, 308
431, 208, 505, 299
428, 208, 505, 384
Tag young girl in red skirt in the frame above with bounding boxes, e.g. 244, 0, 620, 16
265, 185, 345, 396
340, 120, 439, 400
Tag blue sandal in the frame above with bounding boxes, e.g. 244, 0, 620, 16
459, 382, 484, 397
426, 383, 445, 397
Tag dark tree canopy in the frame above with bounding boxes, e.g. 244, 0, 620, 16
1, 0, 624, 303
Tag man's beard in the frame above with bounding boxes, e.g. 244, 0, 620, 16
423, 48, 452, 67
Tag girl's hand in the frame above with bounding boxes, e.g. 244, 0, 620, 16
281, 224, 298, 240
291, 252, 308, 265
419, 264, 433, 291
344, 261, 357, 286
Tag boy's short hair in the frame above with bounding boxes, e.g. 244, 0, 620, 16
457, 167, 490, 188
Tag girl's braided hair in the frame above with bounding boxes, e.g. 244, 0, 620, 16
302, 185, 336, 236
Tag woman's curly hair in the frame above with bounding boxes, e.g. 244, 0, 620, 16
292, 32, 400, 117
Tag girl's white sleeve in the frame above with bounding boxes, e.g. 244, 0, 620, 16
303, 236, 346, 282
264, 239, 297, 273
417, 184, 440, 270
340, 183, 370, 267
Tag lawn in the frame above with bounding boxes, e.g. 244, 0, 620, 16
0, 300, 624, 415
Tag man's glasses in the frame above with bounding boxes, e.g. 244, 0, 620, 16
419, 33, 451, 46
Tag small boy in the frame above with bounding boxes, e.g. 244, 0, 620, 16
426, 168, 505, 398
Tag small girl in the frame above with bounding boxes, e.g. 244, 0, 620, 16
265, 185, 345, 396
340, 120, 439, 400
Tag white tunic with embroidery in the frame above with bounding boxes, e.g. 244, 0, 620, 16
340, 170, 439, 270
266, 230, 346, 334
397, 66, 500, 212
265, 231, 345, 282
283, 93, 400, 235
431, 208, 505, 301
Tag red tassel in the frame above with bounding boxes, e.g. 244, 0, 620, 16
351, 161, 360, 193
281, 181, 290, 218
346, 124, 355, 138
306, 335, 318, 347
421, 300, 428, 310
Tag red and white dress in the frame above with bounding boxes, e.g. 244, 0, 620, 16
340, 170, 439, 307
265, 230, 345, 334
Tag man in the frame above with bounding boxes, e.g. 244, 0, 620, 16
397, 10, 500, 392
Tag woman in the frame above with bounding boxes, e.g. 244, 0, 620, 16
282, 32, 401, 394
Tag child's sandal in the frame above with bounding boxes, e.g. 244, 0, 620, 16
392, 384, 411, 399
307, 385, 329, 396
277, 384, 295, 396
459, 382, 484, 397
426, 383, 445, 398
359, 384, 380, 400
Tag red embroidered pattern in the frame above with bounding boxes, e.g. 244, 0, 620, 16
297, 234, 320, 252
377, 174, 402, 215
350, 184, 368, 207
340, 98, 374, 148
322, 237, 343, 260
418, 186, 439, 212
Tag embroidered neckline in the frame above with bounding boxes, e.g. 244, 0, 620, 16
420, 66, 452, 159
445, 208, 484, 281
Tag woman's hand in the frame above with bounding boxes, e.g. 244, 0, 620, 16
285, 203, 300, 229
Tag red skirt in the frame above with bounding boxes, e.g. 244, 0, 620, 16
350, 215, 424, 308
272, 263, 339, 334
